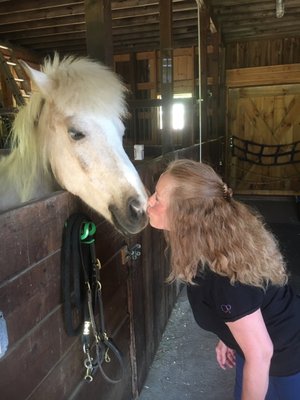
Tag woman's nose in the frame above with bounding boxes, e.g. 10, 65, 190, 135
147, 194, 155, 207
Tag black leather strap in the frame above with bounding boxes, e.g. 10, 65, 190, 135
61, 213, 124, 383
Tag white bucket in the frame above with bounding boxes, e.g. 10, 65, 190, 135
134, 144, 144, 160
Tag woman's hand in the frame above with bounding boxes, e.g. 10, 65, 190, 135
215, 339, 236, 369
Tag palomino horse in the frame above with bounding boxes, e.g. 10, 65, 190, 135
0, 54, 148, 235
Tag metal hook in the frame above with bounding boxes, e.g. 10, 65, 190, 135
84, 357, 93, 369
105, 348, 111, 363
84, 351, 94, 382
96, 258, 101, 270
84, 368, 94, 382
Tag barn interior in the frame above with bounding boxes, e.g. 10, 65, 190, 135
1, 1, 300, 399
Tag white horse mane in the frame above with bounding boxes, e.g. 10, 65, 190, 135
41, 54, 127, 118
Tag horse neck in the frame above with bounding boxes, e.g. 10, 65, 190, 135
0, 148, 57, 211
3, 101, 58, 203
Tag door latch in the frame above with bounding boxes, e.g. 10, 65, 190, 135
121, 243, 142, 264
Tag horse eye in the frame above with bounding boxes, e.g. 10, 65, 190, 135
68, 128, 85, 141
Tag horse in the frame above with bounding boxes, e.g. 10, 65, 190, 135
0, 54, 148, 235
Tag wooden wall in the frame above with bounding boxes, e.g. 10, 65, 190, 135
0, 37, 225, 164
227, 82, 300, 193
198, 7, 226, 172
0, 146, 199, 400
114, 47, 197, 100
0, 45, 40, 108
113, 27, 226, 169
225, 37, 300, 194
226, 37, 300, 69
114, 48, 201, 153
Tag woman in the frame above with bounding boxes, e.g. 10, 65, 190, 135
147, 159, 300, 400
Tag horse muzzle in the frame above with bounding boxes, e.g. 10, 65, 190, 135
109, 197, 148, 235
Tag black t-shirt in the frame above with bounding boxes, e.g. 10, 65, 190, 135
187, 269, 300, 376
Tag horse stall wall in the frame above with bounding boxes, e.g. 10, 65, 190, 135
0, 146, 199, 400
224, 37, 300, 195
226, 64, 300, 194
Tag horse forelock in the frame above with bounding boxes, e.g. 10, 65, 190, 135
42, 54, 127, 119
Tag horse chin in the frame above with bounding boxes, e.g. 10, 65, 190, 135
109, 203, 148, 236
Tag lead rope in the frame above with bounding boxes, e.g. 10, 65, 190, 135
61, 213, 124, 384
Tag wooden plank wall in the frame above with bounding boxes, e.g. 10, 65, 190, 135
0, 146, 199, 400
224, 37, 300, 194
114, 48, 196, 100
129, 144, 200, 394
226, 64, 300, 87
113, 25, 226, 168
227, 83, 300, 193
0, 45, 40, 108
225, 35, 300, 194
0, 192, 133, 400
226, 37, 300, 69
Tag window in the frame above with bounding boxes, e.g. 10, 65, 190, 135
157, 93, 192, 130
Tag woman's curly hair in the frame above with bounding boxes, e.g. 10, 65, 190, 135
164, 159, 288, 288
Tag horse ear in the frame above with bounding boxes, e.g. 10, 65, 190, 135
19, 60, 54, 96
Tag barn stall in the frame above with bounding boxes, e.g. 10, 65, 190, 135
0, 146, 198, 400
1, 1, 300, 399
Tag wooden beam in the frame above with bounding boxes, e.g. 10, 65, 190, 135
2, 24, 86, 42
159, 0, 173, 153
212, 0, 300, 14
84, 0, 113, 66
0, 0, 83, 14
0, 4, 84, 25
112, 0, 196, 19
218, 9, 300, 22
225, 29, 300, 43
226, 64, 300, 88
221, 16, 300, 30
16, 32, 86, 46
0, 15, 86, 35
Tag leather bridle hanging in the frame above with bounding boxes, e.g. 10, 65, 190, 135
61, 213, 124, 383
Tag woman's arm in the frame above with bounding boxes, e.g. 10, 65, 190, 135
226, 308, 273, 400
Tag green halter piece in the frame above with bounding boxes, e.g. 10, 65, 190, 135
80, 221, 96, 244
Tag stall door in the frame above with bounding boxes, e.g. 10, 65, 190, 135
228, 84, 300, 194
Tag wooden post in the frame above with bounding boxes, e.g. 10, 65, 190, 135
159, 0, 173, 154
129, 52, 137, 99
200, 8, 208, 145
0, 72, 13, 108
84, 0, 113, 66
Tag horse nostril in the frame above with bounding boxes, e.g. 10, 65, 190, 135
128, 198, 145, 221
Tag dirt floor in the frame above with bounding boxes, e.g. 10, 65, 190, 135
139, 286, 235, 400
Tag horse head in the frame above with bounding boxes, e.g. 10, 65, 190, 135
20, 55, 148, 235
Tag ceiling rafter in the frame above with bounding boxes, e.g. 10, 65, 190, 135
0, 1, 299, 57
